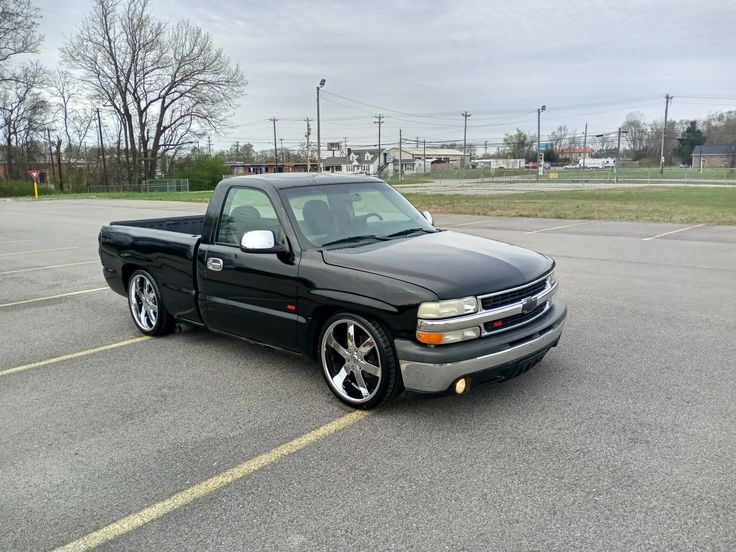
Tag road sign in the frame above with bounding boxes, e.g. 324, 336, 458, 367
28, 170, 40, 181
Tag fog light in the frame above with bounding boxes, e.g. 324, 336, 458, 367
454, 378, 468, 394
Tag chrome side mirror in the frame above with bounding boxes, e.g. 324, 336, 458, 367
421, 211, 434, 225
240, 230, 285, 253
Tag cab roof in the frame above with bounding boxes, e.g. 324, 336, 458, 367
219, 173, 384, 190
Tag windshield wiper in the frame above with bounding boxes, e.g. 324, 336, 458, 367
321, 234, 390, 247
385, 228, 435, 238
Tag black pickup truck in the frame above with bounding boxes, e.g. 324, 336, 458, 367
99, 174, 566, 408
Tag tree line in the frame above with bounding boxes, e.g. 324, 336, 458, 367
0, 0, 245, 190
496, 111, 735, 166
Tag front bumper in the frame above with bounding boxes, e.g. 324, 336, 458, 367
395, 301, 567, 394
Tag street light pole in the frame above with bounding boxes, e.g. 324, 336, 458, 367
316, 79, 326, 172
536, 105, 546, 181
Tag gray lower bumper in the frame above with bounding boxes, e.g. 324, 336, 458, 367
396, 303, 566, 393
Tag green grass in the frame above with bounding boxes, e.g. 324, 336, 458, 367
0, 180, 56, 197
404, 187, 736, 225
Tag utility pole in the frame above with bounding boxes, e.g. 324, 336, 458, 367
270, 117, 278, 171
56, 138, 64, 193
416, 137, 419, 148
96, 108, 109, 188
280, 138, 285, 165
207, 136, 212, 155
305, 117, 312, 172
461, 111, 471, 168
659, 94, 672, 175
423, 139, 427, 175
399, 129, 403, 182
582, 122, 588, 168
536, 105, 546, 181
616, 127, 622, 184
374, 114, 384, 176
46, 128, 56, 185
484, 140, 488, 155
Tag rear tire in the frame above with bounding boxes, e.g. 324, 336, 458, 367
318, 313, 401, 409
127, 269, 176, 336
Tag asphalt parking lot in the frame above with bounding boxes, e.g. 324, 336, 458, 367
1, 198, 735, 551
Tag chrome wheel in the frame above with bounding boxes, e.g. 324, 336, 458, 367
129, 274, 158, 331
321, 318, 382, 404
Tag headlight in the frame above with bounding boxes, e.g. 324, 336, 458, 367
417, 297, 479, 319
548, 268, 557, 287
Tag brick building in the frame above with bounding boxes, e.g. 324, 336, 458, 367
692, 145, 736, 169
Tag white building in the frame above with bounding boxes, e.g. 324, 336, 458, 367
322, 148, 391, 175
387, 147, 466, 175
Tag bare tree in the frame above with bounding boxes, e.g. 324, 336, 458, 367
62, 0, 245, 186
548, 125, 569, 153
0, 0, 42, 72
621, 112, 649, 160
0, 62, 48, 177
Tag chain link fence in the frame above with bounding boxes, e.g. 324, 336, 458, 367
87, 179, 189, 193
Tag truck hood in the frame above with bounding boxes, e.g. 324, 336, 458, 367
321, 231, 553, 298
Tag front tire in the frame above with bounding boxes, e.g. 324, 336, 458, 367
318, 313, 401, 409
127, 269, 176, 336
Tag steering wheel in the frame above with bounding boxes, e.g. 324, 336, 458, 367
362, 212, 384, 222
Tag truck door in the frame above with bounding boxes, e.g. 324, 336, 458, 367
200, 186, 299, 352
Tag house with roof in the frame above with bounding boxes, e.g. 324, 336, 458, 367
322, 148, 391, 175
387, 147, 466, 175
557, 147, 593, 162
692, 145, 736, 169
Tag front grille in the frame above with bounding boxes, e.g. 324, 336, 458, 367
483, 303, 547, 333
481, 277, 548, 310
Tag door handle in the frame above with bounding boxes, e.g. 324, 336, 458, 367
207, 258, 223, 272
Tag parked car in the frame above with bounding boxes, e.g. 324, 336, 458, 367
99, 174, 567, 408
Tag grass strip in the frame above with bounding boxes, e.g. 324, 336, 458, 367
404, 187, 736, 225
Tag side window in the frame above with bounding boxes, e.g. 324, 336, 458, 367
216, 187, 281, 245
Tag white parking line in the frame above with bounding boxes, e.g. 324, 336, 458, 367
0, 239, 35, 245
642, 224, 706, 241
0, 246, 79, 257
0, 260, 98, 276
524, 221, 596, 234
448, 219, 497, 227
0, 288, 108, 308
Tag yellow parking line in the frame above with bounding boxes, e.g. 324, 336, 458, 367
0, 246, 79, 257
55, 410, 370, 552
0, 260, 97, 276
0, 287, 108, 308
0, 337, 152, 377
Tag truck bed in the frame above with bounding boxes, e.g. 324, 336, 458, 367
99, 216, 204, 325
110, 215, 205, 235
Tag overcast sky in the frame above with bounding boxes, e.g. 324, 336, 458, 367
34, 0, 736, 152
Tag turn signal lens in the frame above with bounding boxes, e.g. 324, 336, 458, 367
416, 327, 481, 345
416, 331, 444, 345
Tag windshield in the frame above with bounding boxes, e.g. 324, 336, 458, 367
282, 181, 435, 248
